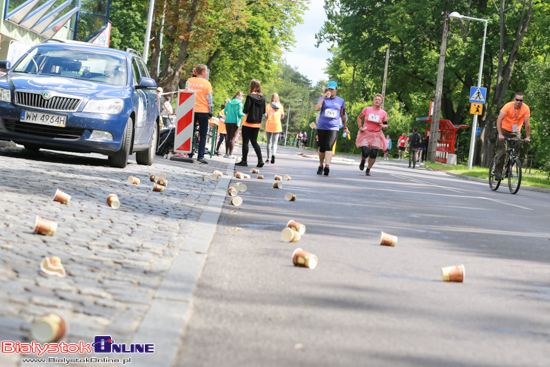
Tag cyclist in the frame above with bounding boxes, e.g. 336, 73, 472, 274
494, 92, 531, 181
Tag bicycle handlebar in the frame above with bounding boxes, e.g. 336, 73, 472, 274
504, 137, 525, 143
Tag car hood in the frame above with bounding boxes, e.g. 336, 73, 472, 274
5, 73, 130, 99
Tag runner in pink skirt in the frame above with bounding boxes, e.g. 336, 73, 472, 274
355, 94, 388, 176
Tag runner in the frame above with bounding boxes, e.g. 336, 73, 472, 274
397, 133, 408, 160
384, 135, 392, 160
355, 94, 388, 176
314, 81, 348, 176
236, 79, 266, 167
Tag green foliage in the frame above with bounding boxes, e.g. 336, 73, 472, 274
109, 0, 148, 52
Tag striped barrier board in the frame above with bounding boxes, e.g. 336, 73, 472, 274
174, 90, 196, 153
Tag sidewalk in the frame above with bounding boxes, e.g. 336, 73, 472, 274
0, 146, 234, 367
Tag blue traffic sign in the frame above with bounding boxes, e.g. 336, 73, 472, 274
470, 87, 487, 104
476, 127, 481, 136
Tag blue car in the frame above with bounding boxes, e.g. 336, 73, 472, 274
0, 39, 160, 168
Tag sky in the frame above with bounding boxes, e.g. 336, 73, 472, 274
283, 0, 333, 86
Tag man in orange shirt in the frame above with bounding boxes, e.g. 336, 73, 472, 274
186, 64, 213, 164
494, 92, 531, 180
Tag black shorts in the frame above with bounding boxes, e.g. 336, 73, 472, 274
398, 146, 406, 151
317, 129, 338, 153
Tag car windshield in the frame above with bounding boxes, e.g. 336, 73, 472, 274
13, 46, 127, 86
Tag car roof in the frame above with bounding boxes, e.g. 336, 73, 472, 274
40, 39, 142, 59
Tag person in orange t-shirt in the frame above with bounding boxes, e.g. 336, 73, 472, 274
264, 93, 284, 164
186, 64, 213, 164
494, 92, 531, 180
215, 100, 229, 156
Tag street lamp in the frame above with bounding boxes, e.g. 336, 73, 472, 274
450, 11, 488, 170
142, 0, 156, 64
284, 99, 302, 146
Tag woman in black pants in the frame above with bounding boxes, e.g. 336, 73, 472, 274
236, 79, 266, 167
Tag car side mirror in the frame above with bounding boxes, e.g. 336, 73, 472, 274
136, 77, 157, 90
0, 60, 12, 71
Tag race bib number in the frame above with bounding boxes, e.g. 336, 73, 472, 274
512, 124, 518, 132
325, 109, 337, 118
368, 113, 380, 123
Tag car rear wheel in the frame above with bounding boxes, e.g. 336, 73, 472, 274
136, 121, 158, 166
108, 117, 133, 168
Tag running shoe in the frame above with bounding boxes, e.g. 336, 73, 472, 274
257, 162, 265, 168
236, 161, 248, 167
359, 160, 365, 171
317, 165, 323, 175
324, 166, 330, 176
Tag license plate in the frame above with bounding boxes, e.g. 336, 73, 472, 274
21, 111, 66, 127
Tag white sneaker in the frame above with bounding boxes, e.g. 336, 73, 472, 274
223, 153, 230, 158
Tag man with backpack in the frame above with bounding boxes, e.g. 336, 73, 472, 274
408, 126, 422, 169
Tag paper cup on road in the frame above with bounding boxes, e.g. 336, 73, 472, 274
243, 174, 251, 179
40, 256, 66, 278
202, 175, 210, 181
441, 265, 465, 282
106, 194, 120, 209
257, 175, 264, 179
31, 312, 68, 343
149, 174, 157, 183
237, 183, 247, 193
157, 178, 168, 187
251, 168, 259, 174
236, 172, 243, 179
127, 176, 140, 185
52, 189, 71, 205
227, 187, 238, 197
284, 175, 291, 181
152, 183, 165, 192
34, 216, 57, 236
159, 172, 167, 180
213, 170, 223, 177
287, 220, 306, 235
292, 248, 318, 269
230, 196, 243, 207
285, 192, 297, 202
380, 232, 398, 247
272, 182, 283, 189
274, 175, 282, 181
281, 227, 301, 242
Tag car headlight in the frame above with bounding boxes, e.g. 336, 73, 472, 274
83, 98, 124, 114
0, 88, 11, 103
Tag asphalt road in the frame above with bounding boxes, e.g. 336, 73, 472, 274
175, 146, 550, 367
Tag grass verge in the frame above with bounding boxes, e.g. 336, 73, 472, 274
424, 162, 550, 190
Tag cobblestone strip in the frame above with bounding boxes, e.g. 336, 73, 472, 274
0, 148, 232, 367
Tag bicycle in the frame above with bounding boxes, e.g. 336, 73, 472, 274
488, 138, 524, 194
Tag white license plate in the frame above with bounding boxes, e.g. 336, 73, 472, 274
21, 111, 66, 127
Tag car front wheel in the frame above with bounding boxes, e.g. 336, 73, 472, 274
108, 117, 133, 168
136, 121, 158, 166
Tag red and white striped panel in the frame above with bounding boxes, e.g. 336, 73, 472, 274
174, 90, 196, 153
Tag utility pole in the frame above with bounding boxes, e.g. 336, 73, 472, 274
382, 47, 390, 107
142, 0, 156, 64
428, 6, 449, 162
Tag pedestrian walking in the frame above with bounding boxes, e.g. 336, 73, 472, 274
160, 95, 173, 129
215, 100, 229, 156
264, 93, 284, 164
384, 135, 392, 160
236, 79, 266, 167
355, 94, 388, 176
397, 133, 408, 160
186, 64, 213, 164
302, 131, 308, 149
223, 91, 245, 158
407, 126, 422, 169
314, 81, 348, 176
296, 131, 303, 148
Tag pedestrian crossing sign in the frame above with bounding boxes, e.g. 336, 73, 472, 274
470, 87, 487, 104
470, 103, 483, 115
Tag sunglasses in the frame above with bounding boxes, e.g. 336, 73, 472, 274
515, 99, 524, 102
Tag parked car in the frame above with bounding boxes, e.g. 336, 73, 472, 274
0, 39, 160, 168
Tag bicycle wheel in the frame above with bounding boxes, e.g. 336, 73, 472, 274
508, 157, 522, 194
488, 156, 501, 191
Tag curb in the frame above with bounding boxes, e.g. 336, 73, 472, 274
130, 160, 234, 367
445, 171, 550, 194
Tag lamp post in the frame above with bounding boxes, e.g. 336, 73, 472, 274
284, 99, 302, 147
449, 11, 488, 170
142, 0, 156, 64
